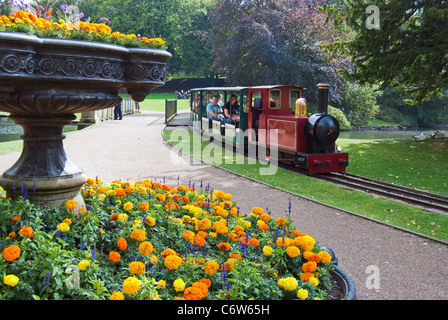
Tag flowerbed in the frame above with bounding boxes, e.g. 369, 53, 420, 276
0, 178, 335, 300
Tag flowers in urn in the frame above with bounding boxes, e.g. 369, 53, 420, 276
0, 2, 166, 49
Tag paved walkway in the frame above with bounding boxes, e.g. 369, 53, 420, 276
1, 109, 447, 300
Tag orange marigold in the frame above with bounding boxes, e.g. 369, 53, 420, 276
276, 217, 286, 226
192, 281, 208, 297
161, 248, 177, 259
18, 225, 34, 238
129, 261, 146, 275
164, 254, 183, 270
183, 286, 204, 300
300, 272, 315, 282
139, 241, 155, 256
138, 202, 149, 212
130, 229, 146, 242
2, 245, 21, 262
204, 260, 219, 275
197, 218, 212, 231
193, 236, 206, 247
117, 237, 127, 250
109, 251, 121, 263
65, 200, 77, 211
302, 261, 317, 273
217, 242, 231, 251
248, 238, 260, 247
110, 213, 119, 221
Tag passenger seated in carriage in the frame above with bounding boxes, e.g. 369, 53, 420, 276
223, 94, 240, 126
206, 95, 224, 122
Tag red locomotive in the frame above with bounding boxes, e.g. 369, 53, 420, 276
190, 83, 348, 174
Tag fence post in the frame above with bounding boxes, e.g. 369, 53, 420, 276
165, 99, 177, 124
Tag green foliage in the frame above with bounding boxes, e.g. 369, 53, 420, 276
328, 105, 351, 130
320, 0, 448, 104
341, 82, 382, 126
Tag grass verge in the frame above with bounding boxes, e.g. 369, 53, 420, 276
163, 129, 448, 243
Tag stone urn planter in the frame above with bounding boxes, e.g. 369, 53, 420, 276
322, 247, 356, 300
0, 31, 171, 207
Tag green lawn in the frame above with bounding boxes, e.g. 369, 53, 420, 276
163, 129, 448, 242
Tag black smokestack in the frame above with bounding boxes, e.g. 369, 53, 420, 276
317, 83, 329, 114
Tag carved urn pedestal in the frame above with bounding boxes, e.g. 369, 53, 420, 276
0, 32, 171, 207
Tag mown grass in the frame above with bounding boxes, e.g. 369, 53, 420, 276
163, 129, 448, 242
340, 137, 448, 196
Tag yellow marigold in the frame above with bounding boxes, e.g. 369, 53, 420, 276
263, 246, 273, 256
130, 229, 146, 242
251, 207, 264, 215
109, 291, 125, 300
297, 288, 309, 300
2, 245, 21, 262
173, 278, 186, 292
57, 222, 70, 232
157, 280, 166, 289
155, 194, 166, 202
164, 254, 183, 270
122, 277, 141, 295
139, 241, 155, 256
300, 235, 315, 251
213, 190, 226, 200
65, 200, 77, 210
123, 202, 134, 211
318, 251, 332, 264
117, 213, 128, 222
78, 260, 91, 271
286, 246, 301, 258
204, 260, 219, 276
277, 277, 298, 291
129, 261, 146, 275
145, 216, 156, 227
276, 237, 293, 247
3, 275, 19, 287
309, 276, 319, 287
139, 202, 149, 212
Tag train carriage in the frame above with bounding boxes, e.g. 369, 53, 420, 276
190, 83, 349, 174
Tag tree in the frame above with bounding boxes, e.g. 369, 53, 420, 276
320, 0, 448, 104
208, 0, 349, 104
77, 0, 214, 75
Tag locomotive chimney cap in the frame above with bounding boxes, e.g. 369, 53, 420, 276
317, 83, 330, 89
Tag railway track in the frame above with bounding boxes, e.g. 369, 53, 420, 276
311, 172, 448, 215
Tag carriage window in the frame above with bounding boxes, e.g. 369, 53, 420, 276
289, 90, 301, 110
251, 91, 262, 109
269, 90, 281, 109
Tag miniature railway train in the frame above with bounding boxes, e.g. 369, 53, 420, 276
189, 83, 349, 174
